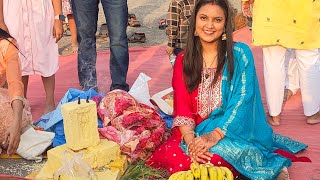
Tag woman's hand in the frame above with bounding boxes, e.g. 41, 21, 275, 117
241, 0, 254, 17
53, 20, 63, 42
3, 121, 21, 156
188, 133, 218, 163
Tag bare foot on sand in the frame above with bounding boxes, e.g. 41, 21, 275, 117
307, 111, 320, 125
72, 45, 78, 53
277, 167, 290, 180
267, 114, 281, 126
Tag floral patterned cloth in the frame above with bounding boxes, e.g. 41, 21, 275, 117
97, 90, 165, 162
62, 0, 72, 16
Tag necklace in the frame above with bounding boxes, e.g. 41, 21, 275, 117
203, 54, 218, 68
203, 54, 218, 79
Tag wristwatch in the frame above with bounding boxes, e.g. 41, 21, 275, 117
54, 14, 66, 22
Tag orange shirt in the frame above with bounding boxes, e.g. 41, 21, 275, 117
0, 38, 24, 101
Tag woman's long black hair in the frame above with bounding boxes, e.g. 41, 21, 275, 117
0, 28, 11, 38
183, 0, 234, 92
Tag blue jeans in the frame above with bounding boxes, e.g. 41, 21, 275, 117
72, 0, 129, 91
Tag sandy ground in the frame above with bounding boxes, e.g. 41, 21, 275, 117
0, 0, 241, 177
58, 0, 240, 55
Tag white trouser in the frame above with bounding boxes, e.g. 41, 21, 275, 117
285, 49, 300, 94
263, 46, 320, 116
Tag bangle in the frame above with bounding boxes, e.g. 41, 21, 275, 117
10, 96, 26, 107
213, 128, 224, 140
181, 131, 195, 141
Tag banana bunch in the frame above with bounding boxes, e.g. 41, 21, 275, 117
169, 163, 234, 180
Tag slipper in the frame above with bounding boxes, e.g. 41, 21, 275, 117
99, 23, 109, 37
128, 32, 146, 43
128, 19, 141, 27
159, 18, 167, 30
128, 13, 141, 27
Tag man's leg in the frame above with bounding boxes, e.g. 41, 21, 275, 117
263, 46, 287, 125
286, 49, 299, 92
284, 49, 299, 102
72, 0, 99, 91
101, 0, 129, 92
295, 49, 320, 124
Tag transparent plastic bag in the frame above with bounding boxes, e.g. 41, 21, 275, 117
53, 150, 98, 180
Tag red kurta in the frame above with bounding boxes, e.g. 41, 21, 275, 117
146, 53, 239, 176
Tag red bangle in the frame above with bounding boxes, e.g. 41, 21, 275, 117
213, 129, 224, 140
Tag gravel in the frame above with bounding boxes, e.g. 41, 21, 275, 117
58, 0, 241, 56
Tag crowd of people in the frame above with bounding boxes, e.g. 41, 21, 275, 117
0, 0, 319, 179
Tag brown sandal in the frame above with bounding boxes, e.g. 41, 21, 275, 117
128, 14, 141, 27
159, 18, 167, 30
128, 32, 146, 43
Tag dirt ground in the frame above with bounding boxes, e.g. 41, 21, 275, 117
58, 0, 240, 56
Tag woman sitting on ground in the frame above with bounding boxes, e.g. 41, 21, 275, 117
0, 29, 32, 156
147, 0, 308, 179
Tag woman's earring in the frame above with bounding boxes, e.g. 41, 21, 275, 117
194, 30, 198, 36
222, 32, 227, 40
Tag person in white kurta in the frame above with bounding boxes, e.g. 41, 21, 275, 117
2, 0, 63, 114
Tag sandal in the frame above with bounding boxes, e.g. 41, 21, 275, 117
99, 23, 109, 37
128, 32, 146, 43
128, 13, 141, 27
159, 18, 167, 30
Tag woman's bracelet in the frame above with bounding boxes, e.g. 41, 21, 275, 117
10, 96, 26, 107
212, 128, 225, 141
181, 131, 195, 141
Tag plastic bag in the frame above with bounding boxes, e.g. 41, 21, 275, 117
53, 150, 97, 180
16, 125, 55, 162
128, 72, 154, 107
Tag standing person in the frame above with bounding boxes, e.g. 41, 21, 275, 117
147, 0, 308, 179
242, 0, 320, 125
72, 0, 129, 92
166, 0, 198, 58
3, 0, 64, 114
0, 29, 33, 156
62, 0, 78, 53
284, 50, 299, 103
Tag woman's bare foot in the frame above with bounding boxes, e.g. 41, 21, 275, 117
43, 103, 55, 115
283, 89, 293, 103
72, 44, 78, 53
267, 114, 281, 126
307, 111, 320, 125
277, 167, 290, 180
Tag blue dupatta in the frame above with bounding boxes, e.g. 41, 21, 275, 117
181, 42, 307, 179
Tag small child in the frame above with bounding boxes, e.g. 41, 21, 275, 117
3, 0, 64, 114
166, 0, 198, 65
62, 0, 78, 53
